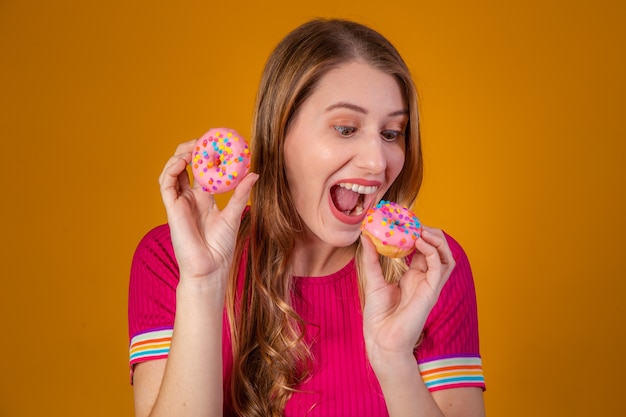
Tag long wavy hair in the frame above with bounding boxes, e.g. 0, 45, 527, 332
226, 18, 423, 416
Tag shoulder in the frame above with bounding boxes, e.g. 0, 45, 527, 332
426, 230, 478, 329
135, 223, 173, 252
417, 230, 482, 354
128, 225, 179, 348
130, 224, 179, 291
442, 231, 474, 288
132, 224, 176, 266
415, 230, 485, 391
443, 231, 470, 265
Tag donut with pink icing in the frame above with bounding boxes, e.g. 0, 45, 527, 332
360, 200, 421, 258
191, 128, 251, 194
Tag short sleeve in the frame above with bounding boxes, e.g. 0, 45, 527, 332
414, 232, 486, 392
127, 224, 178, 382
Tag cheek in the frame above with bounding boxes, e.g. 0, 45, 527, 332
387, 145, 406, 179
284, 152, 303, 196
284, 139, 323, 202
287, 135, 337, 180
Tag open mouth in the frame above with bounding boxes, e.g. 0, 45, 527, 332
330, 182, 378, 217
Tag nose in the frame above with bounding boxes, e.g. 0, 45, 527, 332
354, 133, 386, 174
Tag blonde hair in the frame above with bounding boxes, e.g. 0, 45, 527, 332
227, 18, 422, 416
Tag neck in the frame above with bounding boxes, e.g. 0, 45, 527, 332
291, 239, 356, 277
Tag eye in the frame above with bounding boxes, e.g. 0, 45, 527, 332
380, 130, 405, 142
333, 126, 357, 137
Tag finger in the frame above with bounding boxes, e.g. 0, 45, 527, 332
174, 138, 198, 155
359, 234, 387, 295
420, 227, 455, 271
175, 164, 196, 200
220, 172, 259, 224
413, 235, 442, 276
158, 149, 191, 184
158, 139, 199, 190
159, 152, 193, 205
420, 226, 444, 244
410, 229, 455, 292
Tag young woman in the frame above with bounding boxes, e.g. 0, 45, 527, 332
129, 18, 486, 417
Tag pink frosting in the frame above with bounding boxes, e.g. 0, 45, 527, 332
361, 200, 421, 253
191, 128, 251, 194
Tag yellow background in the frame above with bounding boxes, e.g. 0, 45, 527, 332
1, 0, 624, 416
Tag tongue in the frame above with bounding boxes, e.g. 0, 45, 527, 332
332, 186, 360, 212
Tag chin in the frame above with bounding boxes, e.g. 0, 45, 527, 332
325, 231, 361, 248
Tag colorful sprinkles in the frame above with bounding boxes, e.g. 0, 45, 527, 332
191, 128, 251, 193
361, 200, 421, 252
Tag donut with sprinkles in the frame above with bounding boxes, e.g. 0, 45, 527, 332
191, 128, 251, 194
360, 200, 421, 258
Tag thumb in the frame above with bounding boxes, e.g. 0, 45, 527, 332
221, 172, 259, 224
360, 234, 386, 296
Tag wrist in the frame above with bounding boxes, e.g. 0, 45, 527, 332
369, 349, 419, 381
369, 351, 445, 417
176, 273, 227, 309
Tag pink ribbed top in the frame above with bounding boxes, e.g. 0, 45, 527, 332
128, 224, 484, 416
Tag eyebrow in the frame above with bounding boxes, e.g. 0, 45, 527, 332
325, 101, 408, 117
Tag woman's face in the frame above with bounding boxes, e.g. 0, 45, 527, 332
284, 61, 408, 248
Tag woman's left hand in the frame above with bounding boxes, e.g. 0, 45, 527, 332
361, 226, 456, 364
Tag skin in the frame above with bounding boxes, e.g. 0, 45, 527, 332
132, 61, 486, 417
284, 61, 407, 277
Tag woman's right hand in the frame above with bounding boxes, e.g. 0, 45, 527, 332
158, 139, 258, 284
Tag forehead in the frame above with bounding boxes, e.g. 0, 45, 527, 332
310, 61, 406, 108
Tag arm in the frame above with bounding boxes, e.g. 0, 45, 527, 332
132, 140, 258, 417
129, 245, 228, 417
368, 357, 485, 417
432, 388, 486, 417
361, 227, 485, 416
133, 359, 166, 417
137, 274, 226, 417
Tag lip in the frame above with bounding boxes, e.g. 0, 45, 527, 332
328, 178, 382, 225
335, 178, 382, 188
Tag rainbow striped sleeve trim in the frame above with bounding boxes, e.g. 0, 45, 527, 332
129, 328, 173, 367
419, 356, 485, 391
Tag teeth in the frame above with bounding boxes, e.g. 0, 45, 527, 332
338, 182, 378, 195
